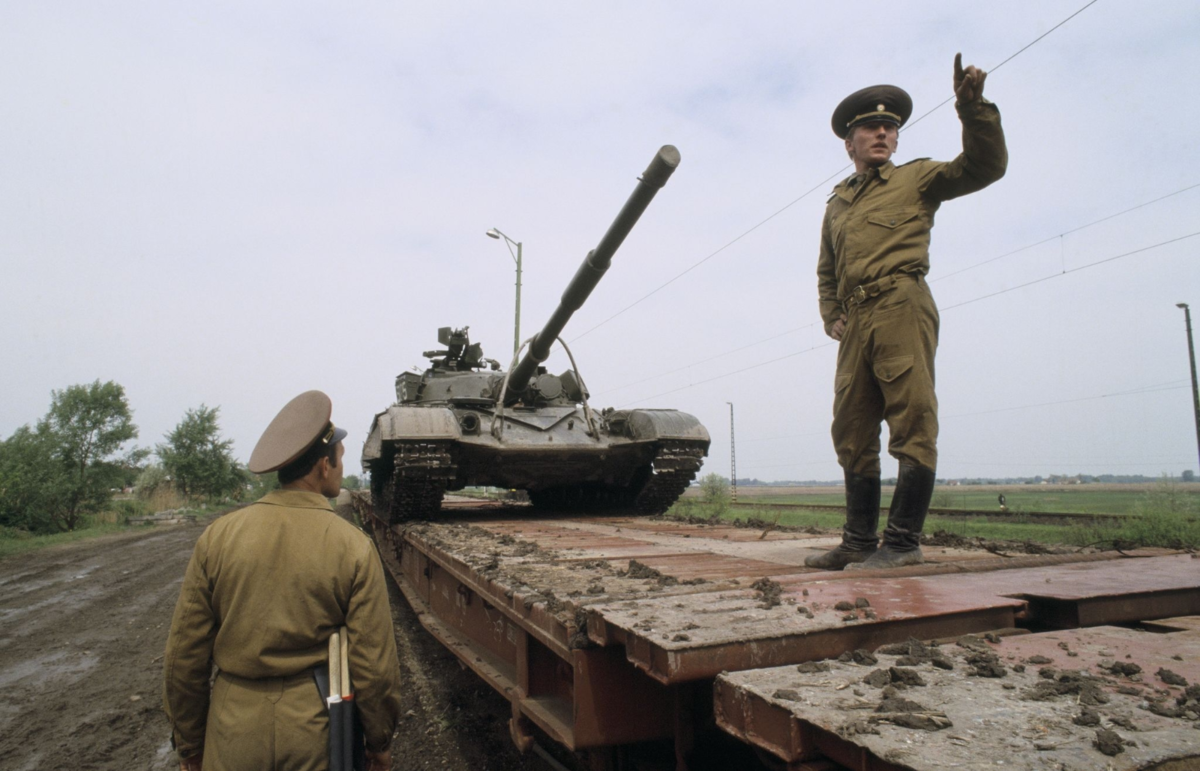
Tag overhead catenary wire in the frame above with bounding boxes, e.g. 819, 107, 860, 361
945, 379, 1190, 413
939, 230, 1200, 312
618, 339, 835, 407
932, 181, 1200, 285
569, 170, 848, 344
731, 379, 1189, 450
619, 231, 1198, 406
596, 322, 817, 397
741, 457, 1194, 473
598, 182, 1198, 401
569, 0, 1102, 344
901, 0, 1102, 132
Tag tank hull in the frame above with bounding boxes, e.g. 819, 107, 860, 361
363, 405, 710, 521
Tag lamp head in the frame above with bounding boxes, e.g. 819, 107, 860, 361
486, 228, 501, 239
1179, 303, 1190, 310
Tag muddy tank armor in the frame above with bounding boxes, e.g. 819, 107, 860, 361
363, 145, 709, 522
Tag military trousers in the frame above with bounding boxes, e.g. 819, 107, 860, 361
832, 274, 939, 476
203, 670, 329, 771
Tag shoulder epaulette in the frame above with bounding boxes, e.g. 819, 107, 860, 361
897, 157, 932, 168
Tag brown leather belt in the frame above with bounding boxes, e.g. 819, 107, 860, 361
216, 668, 315, 690
843, 272, 920, 310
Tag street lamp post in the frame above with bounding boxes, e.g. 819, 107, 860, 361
486, 228, 523, 355
726, 401, 737, 503
1178, 302, 1200, 474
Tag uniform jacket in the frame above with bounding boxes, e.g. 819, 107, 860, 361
163, 489, 402, 757
817, 99, 1008, 335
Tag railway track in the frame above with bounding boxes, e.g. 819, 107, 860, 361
728, 500, 1126, 522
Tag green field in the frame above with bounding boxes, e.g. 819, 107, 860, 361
673, 481, 1200, 549
719, 483, 1200, 516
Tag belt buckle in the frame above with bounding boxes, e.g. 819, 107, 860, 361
851, 285, 867, 305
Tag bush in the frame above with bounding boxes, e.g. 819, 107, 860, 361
698, 473, 732, 517
136, 465, 171, 499
242, 473, 281, 502
0, 526, 33, 541
136, 464, 185, 513
112, 498, 148, 522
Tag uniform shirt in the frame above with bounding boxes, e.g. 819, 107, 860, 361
163, 489, 402, 756
817, 99, 1008, 335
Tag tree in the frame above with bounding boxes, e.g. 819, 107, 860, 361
1184, 470, 1195, 482
0, 381, 143, 532
0, 425, 69, 532
46, 381, 143, 530
158, 405, 247, 501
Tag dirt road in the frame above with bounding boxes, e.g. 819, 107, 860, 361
0, 519, 547, 771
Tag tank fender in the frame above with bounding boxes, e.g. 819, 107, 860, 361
623, 409, 711, 442
362, 406, 462, 462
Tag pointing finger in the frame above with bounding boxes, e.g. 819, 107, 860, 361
954, 52, 964, 80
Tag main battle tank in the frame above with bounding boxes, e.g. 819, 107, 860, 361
363, 145, 710, 522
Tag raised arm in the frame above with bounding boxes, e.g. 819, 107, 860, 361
919, 53, 1008, 202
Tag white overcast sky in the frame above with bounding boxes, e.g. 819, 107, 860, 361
3, 1, 1198, 482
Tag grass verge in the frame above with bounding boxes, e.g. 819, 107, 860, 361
668, 480, 1200, 550
0, 523, 138, 560
0, 499, 239, 561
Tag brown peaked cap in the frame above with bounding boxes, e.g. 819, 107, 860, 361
248, 390, 339, 474
831, 84, 913, 139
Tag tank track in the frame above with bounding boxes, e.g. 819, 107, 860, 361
375, 440, 456, 523
632, 439, 707, 515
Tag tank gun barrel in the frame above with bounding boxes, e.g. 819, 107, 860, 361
506, 145, 680, 399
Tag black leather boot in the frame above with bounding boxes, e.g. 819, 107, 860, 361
847, 463, 935, 570
804, 472, 881, 570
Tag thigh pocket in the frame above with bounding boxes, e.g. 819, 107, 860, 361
873, 355, 913, 384
833, 373, 852, 413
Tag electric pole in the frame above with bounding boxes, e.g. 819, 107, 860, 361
726, 401, 737, 503
1178, 303, 1200, 474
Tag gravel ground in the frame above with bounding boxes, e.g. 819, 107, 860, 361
0, 517, 553, 771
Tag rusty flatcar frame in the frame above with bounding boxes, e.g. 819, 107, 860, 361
355, 496, 1200, 768
715, 623, 1200, 770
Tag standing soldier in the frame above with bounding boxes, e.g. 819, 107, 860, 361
807, 54, 1007, 571
163, 391, 402, 770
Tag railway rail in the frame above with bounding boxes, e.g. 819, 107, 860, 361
726, 500, 1127, 522
353, 494, 1200, 770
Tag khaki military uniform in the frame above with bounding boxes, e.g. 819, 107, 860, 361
163, 490, 402, 770
817, 99, 1007, 476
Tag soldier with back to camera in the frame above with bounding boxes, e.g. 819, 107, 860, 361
163, 390, 401, 770
807, 54, 1007, 571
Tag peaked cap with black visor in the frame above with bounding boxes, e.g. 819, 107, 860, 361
831, 85, 913, 139
248, 390, 348, 474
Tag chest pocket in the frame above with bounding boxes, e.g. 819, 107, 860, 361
866, 207, 920, 230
